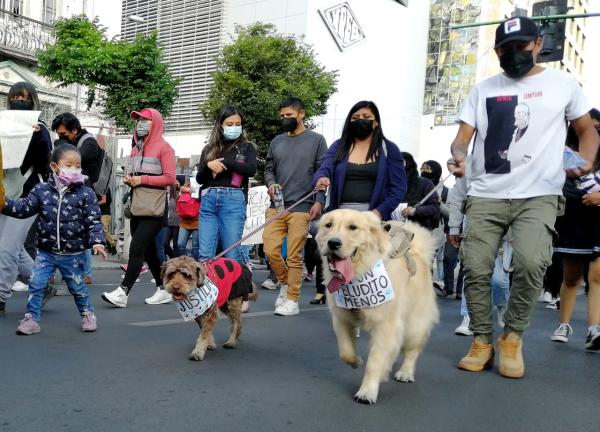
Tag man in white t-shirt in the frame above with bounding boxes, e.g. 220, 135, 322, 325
449, 17, 599, 379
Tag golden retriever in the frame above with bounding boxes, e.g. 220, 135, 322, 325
162, 256, 256, 361
316, 209, 439, 404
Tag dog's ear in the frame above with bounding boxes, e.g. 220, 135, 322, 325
369, 217, 391, 256
160, 262, 168, 282
196, 262, 206, 288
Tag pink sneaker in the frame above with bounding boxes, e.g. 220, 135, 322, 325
81, 312, 97, 332
16, 313, 41, 335
120, 264, 148, 275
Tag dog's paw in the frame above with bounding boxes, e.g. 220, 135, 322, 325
353, 388, 377, 405
394, 370, 415, 383
342, 355, 363, 369
222, 340, 237, 349
188, 351, 206, 361
207, 344, 217, 351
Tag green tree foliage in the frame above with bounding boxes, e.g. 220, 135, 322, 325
37, 15, 180, 131
201, 23, 338, 178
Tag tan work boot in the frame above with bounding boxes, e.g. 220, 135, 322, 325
457, 336, 494, 372
497, 332, 524, 378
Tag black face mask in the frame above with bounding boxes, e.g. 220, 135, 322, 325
349, 119, 374, 139
281, 117, 298, 133
499, 49, 535, 79
9, 100, 34, 110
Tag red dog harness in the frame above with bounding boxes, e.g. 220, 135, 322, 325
204, 258, 244, 307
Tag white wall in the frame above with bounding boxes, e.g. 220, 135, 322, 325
225, 0, 430, 154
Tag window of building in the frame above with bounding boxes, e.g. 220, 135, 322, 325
7, 0, 23, 14
42, 0, 56, 24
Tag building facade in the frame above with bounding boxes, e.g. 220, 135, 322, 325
419, 0, 592, 174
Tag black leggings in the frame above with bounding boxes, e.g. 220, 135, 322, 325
304, 237, 326, 295
164, 226, 180, 258
122, 217, 164, 290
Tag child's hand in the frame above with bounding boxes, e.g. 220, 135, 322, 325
93, 244, 107, 259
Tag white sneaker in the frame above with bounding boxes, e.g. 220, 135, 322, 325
274, 298, 299, 316
455, 315, 472, 336
12, 281, 29, 292
261, 278, 279, 290
551, 322, 573, 343
541, 291, 553, 303
144, 288, 173, 305
101, 287, 128, 308
495, 305, 506, 329
121, 274, 141, 283
546, 298, 559, 310
275, 285, 288, 308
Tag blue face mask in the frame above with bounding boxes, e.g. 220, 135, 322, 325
223, 125, 242, 141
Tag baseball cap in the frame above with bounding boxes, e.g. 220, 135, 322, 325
130, 108, 153, 120
495, 17, 539, 48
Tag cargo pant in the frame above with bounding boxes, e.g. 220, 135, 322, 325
460, 196, 561, 336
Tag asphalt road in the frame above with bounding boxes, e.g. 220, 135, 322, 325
1, 267, 599, 432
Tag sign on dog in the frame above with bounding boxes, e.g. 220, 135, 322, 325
176, 279, 219, 321
334, 260, 395, 309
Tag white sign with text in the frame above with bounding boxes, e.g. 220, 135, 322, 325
242, 186, 271, 245
0, 111, 41, 169
176, 279, 219, 321
334, 260, 395, 309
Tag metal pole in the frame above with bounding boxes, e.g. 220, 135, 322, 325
450, 12, 600, 30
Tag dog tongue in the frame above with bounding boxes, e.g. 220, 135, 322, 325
327, 257, 354, 293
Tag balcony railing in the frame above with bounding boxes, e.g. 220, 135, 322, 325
0, 9, 54, 63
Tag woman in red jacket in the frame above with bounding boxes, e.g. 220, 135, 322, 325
102, 108, 176, 308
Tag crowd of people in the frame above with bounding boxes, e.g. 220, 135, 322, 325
0, 17, 597, 379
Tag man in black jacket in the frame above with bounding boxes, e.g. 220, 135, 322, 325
52, 113, 101, 186
51, 113, 102, 284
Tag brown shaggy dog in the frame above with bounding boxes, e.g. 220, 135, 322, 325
161, 256, 257, 361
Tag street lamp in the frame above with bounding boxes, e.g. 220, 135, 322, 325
128, 15, 145, 23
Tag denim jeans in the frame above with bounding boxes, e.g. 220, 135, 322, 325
178, 228, 199, 261
199, 188, 247, 263
83, 249, 92, 277
155, 226, 168, 264
28, 251, 94, 321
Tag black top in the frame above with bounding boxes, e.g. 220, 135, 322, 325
72, 129, 102, 187
341, 162, 378, 204
196, 142, 257, 190
20, 122, 52, 197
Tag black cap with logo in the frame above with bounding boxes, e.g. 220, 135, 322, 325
495, 17, 539, 48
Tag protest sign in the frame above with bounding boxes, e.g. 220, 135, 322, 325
334, 260, 395, 309
0, 110, 40, 169
242, 185, 271, 245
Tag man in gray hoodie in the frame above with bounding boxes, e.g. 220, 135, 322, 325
263, 97, 327, 316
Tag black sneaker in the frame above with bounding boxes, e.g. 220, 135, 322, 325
585, 326, 600, 351
0, 301, 5, 316
433, 282, 447, 297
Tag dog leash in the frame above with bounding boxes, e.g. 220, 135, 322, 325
207, 187, 319, 263
415, 172, 453, 208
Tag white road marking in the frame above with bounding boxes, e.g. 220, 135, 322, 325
129, 306, 329, 327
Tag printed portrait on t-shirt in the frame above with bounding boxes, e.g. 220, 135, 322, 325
484, 95, 519, 174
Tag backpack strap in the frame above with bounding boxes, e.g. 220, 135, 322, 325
76, 133, 95, 149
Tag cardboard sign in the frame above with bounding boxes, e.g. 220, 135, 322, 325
176, 279, 218, 321
0, 111, 41, 169
242, 185, 271, 245
334, 260, 395, 309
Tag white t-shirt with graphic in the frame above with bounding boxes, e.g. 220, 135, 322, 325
459, 68, 590, 199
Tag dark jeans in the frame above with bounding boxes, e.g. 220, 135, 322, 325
123, 217, 164, 290
443, 240, 464, 295
165, 226, 180, 258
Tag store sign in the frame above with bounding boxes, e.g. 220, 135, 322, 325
319, 3, 365, 51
